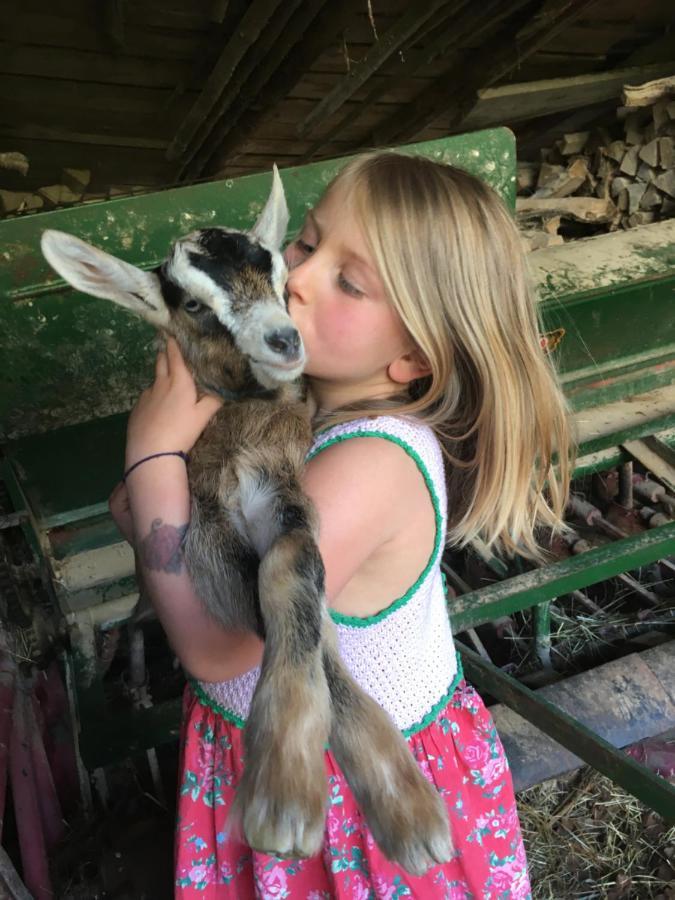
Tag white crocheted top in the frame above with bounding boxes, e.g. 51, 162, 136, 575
195, 415, 459, 736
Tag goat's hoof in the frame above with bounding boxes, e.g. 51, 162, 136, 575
236, 768, 327, 859
368, 774, 453, 876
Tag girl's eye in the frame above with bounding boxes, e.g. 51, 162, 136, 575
184, 299, 202, 313
296, 238, 314, 254
338, 274, 364, 298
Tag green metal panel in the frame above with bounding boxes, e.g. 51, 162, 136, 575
0, 128, 515, 442
450, 521, 675, 632
533, 219, 675, 410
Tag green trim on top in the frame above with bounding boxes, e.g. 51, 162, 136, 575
306, 429, 444, 627
190, 679, 247, 729
402, 655, 464, 738
190, 653, 464, 739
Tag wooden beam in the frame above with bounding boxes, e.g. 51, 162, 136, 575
295, 0, 452, 139
190, 2, 357, 178
166, 0, 286, 162
374, 0, 603, 147
462, 60, 675, 131
177, 0, 316, 179
297, 0, 526, 163
0, 123, 168, 150
101, 0, 126, 54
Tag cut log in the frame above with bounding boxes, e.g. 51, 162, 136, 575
595, 153, 617, 181
534, 158, 591, 199
536, 162, 564, 190
623, 74, 675, 108
654, 169, 675, 199
658, 136, 674, 169
0, 190, 43, 215
636, 161, 656, 183
638, 182, 661, 210
542, 215, 561, 235
620, 145, 641, 177
653, 99, 671, 133
638, 138, 660, 167
643, 120, 656, 144
0, 190, 26, 214
624, 111, 647, 145
517, 161, 538, 192
605, 140, 626, 162
627, 211, 656, 227
38, 184, 82, 206
610, 176, 633, 198
556, 131, 590, 155
516, 196, 617, 223
626, 182, 647, 213
0, 152, 29, 176
61, 168, 91, 194
520, 229, 564, 252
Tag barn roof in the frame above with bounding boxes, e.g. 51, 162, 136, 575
1, 0, 674, 201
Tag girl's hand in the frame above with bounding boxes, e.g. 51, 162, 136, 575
109, 480, 135, 546
125, 337, 223, 467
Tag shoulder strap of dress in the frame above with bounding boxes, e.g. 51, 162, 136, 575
307, 415, 447, 530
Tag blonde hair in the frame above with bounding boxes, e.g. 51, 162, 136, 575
314, 151, 575, 562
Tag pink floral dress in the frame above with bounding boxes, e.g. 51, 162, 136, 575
174, 417, 531, 899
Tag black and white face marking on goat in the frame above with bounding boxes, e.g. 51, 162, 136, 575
163, 225, 303, 387
39, 165, 297, 388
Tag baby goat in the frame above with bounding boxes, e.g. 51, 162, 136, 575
40, 168, 451, 875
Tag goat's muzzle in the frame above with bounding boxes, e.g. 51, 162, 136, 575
265, 327, 302, 362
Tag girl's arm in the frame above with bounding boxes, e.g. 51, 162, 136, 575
120, 461, 264, 682
116, 338, 263, 682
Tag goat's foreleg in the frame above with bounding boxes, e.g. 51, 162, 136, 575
322, 630, 453, 876
234, 527, 331, 858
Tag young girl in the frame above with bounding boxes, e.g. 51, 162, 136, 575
110, 152, 571, 898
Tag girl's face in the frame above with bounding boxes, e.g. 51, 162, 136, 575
284, 185, 416, 407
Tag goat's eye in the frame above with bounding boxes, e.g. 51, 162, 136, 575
184, 299, 202, 313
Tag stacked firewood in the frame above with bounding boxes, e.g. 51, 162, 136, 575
0, 160, 147, 218
517, 75, 675, 251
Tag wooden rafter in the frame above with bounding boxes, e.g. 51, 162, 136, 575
166, 0, 286, 162
178, 0, 327, 180
374, 0, 604, 146
295, 0, 453, 139
188, 3, 357, 179
298, 0, 530, 163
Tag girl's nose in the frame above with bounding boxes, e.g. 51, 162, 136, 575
285, 252, 313, 305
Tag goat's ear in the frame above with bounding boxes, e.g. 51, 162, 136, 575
250, 164, 289, 251
41, 230, 169, 327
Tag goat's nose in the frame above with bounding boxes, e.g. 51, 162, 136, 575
265, 327, 301, 358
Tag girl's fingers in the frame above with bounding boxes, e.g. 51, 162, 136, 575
166, 336, 187, 378
196, 393, 223, 423
155, 347, 169, 379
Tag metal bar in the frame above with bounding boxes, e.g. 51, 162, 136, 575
450, 521, 675, 631
623, 438, 675, 492
459, 645, 675, 820
533, 600, 552, 669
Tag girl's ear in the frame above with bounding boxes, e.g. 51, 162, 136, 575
388, 349, 432, 385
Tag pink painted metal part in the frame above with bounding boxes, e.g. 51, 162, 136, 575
0, 649, 16, 843
9, 673, 54, 899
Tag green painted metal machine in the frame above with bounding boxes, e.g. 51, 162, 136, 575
1, 128, 674, 827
